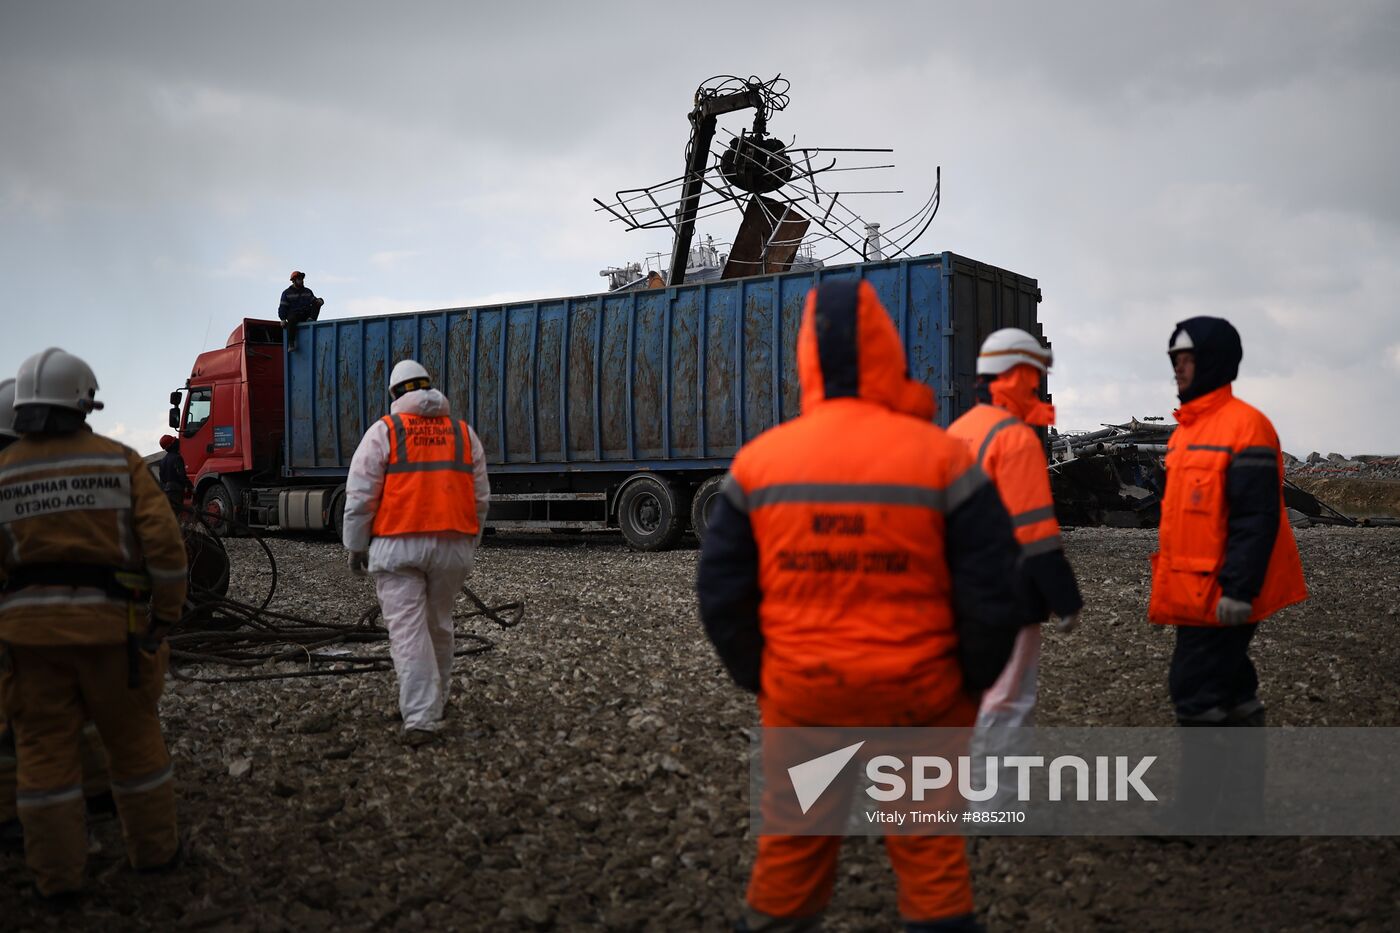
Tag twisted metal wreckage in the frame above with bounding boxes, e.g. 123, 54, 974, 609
1048, 419, 1357, 529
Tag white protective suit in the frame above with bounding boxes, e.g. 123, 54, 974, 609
342, 388, 490, 731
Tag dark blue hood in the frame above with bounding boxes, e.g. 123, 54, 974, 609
1170, 316, 1242, 403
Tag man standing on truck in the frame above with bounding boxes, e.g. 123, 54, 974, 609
0, 349, 186, 899
947, 328, 1083, 809
341, 360, 490, 748
278, 270, 324, 351
1150, 318, 1306, 823
697, 281, 1023, 933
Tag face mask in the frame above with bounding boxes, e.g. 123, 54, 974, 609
990, 365, 1055, 427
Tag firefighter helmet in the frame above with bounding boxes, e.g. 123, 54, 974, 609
0, 378, 17, 438
976, 328, 1053, 376
14, 348, 104, 413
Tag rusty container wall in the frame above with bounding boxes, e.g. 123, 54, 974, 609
282, 252, 1042, 477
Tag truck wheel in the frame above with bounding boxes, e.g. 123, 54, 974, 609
689, 475, 726, 544
617, 475, 682, 551
330, 490, 347, 542
199, 482, 235, 537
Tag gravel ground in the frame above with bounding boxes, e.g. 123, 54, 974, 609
3, 527, 1399, 931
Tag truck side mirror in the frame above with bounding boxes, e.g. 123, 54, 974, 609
169, 390, 183, 406
169, 407, 180, 430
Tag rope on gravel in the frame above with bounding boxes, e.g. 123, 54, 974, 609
167, 507, 524, 685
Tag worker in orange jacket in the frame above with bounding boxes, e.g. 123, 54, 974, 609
948, 329, 1083, 808
0, 349, 187, 898
1151, 317, 1306, 726
697, 280, 1024, 933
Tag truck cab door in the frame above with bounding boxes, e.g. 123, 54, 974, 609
181, 386, 216, 481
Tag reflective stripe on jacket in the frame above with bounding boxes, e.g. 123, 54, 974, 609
371, 413, 480, 538
0, 429, 187, 645
1149, 385, 1307, 626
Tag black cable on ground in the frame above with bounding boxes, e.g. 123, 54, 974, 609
166, 505, 524, 684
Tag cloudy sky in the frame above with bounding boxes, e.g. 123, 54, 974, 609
2, 1, 1396, 455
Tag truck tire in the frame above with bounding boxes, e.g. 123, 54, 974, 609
617, 474, 682, 551
330, 489, 347, 542
199, 481, 235, 537
689, 474, 726, 544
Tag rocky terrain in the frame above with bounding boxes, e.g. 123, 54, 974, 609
1285, 453, 1400, 481
3, 527, 1398, 931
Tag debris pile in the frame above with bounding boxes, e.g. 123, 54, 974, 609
1048, 421, 1399, 527
1048, 419, 1172, 527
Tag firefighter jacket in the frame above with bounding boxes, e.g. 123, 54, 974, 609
1149, 385, 1307, 626
948, 371, 1083, 624
0, 427, 188, 645
342, 388, 489, 550
696, 280, 1024, 726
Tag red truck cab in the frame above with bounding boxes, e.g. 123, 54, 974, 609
170, 320, 286, 528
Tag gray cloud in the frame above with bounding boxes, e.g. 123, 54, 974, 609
2, 1, 1396, 455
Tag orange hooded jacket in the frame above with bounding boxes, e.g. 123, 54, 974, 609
1149, 385, 1307, 626
696, 280, 1023, 726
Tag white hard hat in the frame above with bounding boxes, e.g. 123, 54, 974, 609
1168, 328, 1195, 354
976, 328, 1053, 376
14, 348, 104, 413
388, 359, 432, 398
0, 378, 17, 438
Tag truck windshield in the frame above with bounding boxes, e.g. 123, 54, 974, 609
184, 387, 212, 437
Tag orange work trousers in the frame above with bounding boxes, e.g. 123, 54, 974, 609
747, 692, 978, 924
0, 641, 177, 895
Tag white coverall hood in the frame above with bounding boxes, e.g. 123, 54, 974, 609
390, 387, 449, 418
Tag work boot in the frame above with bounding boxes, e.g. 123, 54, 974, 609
136, 840, 183, 874
402, 729, 440, 749
1165, 711, 1231, 832
31, 884, 82, 911
1219, 700, 1267, 832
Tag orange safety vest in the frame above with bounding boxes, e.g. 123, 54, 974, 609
1148, 386, 1307, 626
371, 413, 480, 537
947, 403, 1062, 557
